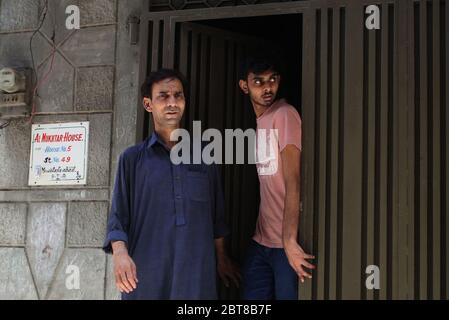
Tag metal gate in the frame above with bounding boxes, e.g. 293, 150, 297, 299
137, 0, 449, 299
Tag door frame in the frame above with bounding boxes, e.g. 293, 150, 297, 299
135, 0, 413, 300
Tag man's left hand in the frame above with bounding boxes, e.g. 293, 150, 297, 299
217, 254, 241, 288
284, 241, 315, 283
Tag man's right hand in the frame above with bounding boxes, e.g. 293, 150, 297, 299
112, 241, 138, 294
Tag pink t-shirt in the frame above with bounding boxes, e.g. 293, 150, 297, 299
253, 99, 302, 248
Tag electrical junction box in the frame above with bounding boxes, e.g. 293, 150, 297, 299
0, 67, 32, 119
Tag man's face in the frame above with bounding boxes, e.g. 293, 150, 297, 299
239, 70, 280, 108
143, 78, 185, 128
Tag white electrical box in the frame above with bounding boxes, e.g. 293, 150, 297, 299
0, 67, 32, 119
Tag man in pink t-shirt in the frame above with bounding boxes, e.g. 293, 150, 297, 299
238, 56, 315, 300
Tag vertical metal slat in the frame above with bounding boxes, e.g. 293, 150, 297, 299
328, 5, 340, 301
341, 1, 363, 299
431, 0, 441, 300
445, 0, 449, 300
316, 6, 328, 300
300, 6, 317, 301
365, 7, 377, 301
394, 0, 412, 300
377, 3, 390, 300
418, 0, 429, 300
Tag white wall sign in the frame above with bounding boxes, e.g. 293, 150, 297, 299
28, 122, 89, 186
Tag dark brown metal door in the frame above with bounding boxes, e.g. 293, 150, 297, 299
301, 0, 448, 300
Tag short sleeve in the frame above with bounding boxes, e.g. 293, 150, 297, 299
273, 105, 302, 152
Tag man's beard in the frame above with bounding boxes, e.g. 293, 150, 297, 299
260, 93, 276, 106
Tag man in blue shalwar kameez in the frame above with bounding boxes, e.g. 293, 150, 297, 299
103, 69, 240, 299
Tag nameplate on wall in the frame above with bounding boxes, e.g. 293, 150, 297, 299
28, 122, 89, 186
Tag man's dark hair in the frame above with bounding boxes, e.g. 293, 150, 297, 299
141, 68, 189, 99
239, 54, 282, 81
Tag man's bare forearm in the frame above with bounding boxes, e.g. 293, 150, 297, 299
280, 145, 301, 246
282, 188, 300, 246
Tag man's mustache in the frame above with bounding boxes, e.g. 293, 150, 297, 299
164, 106, 181, 113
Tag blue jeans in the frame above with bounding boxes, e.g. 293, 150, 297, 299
242, 240, 298, 300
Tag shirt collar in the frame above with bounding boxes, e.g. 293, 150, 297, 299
256, 98, 285, 121
147, 131, 165, 149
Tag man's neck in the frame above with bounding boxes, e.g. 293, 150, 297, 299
252, 101, 274, 118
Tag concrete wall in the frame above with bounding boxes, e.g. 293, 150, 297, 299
0, 0, 142, 299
